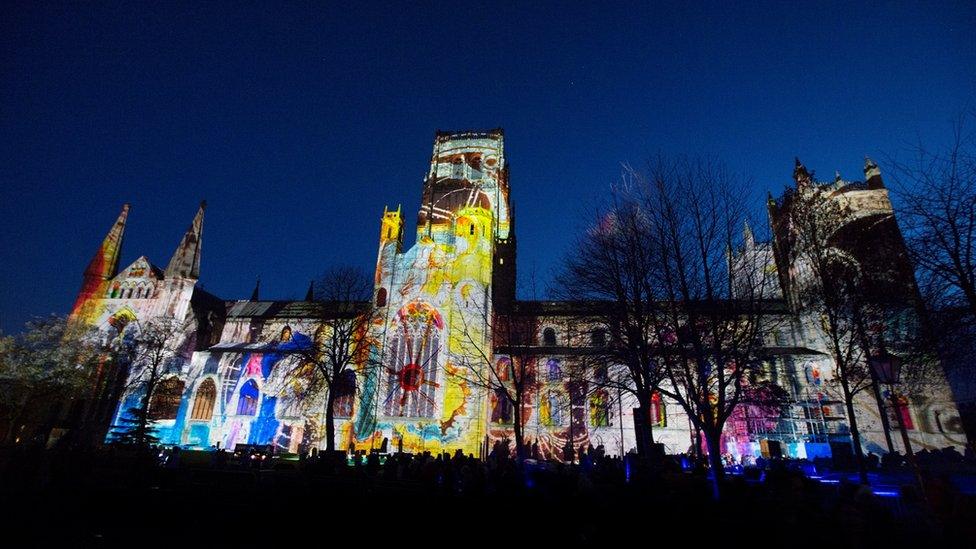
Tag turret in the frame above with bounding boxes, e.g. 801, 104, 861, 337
380, 204, 404, 251
70, 204, 129, 321
864, 156, 884, 189
743, 220, 755, 251
793, 157, 812, 189
165, 201, 205, 280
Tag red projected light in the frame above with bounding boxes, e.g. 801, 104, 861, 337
399, 364, 423, 391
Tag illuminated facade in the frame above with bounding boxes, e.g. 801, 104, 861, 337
69, 130, 969, 461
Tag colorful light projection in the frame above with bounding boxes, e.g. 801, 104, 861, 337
85, 133, 968, 461
354, 133, 510, 456
70, 204, 129, 324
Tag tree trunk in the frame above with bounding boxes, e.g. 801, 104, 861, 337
137, 386, 153, 448
704, 428, 724, 500
634, 392, 654, 459
854, 314, 896, 454
325, 387, 336, 453
513, 401, 525, 462
839, 375, 869, 484
959, 278, 976, 320
693, 428, 703, 462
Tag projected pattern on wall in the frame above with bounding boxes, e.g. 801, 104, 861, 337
67, 131, 967, 461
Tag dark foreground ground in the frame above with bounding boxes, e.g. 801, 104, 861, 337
2, 447, 975, 548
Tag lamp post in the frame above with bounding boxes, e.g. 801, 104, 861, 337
868, 349, 924, 492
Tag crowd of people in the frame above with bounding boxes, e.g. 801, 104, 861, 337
3, 435, 975, 544
866, 444, 976, 472
289, 438, 652, 497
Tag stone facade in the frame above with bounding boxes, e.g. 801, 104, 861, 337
69, 130, 969, 461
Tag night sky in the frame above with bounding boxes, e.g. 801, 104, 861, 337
1, 1, 974, 333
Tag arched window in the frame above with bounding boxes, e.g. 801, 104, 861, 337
332, 370, 356, 418
470, 223, 475, 235
543, 327, 557, 346
237, 379, 259, 416
591, 329, 607, 347
589, 389, 611, 427
651, 391, 667, 427
190, 378, 217, 421
376, 288, 387, 308
148, 378, 185, 420
540, 389, 562, 426
546, 358, 562, 382
111, 283, 120, 298
384, 301, 442, 418
491, 387, 514, 424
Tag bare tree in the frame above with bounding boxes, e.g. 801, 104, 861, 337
553, 179, 668, 459
453, 304, 538, 461
639, 157, 777, 497
287, 266, 378, 453
109, 317, 188, 449
888, 112, 976, 438
557, 156, 779, 491
889, 111, 976, 318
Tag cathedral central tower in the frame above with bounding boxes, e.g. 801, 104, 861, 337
354, 129, 514, 456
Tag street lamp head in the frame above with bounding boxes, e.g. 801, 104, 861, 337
868, 350, 903, 385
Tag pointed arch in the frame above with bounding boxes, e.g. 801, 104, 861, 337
236, 379, 260, 416
333, 369, 356, 418
149, 377, 185, 420
383, 301, 442, 418
190, 378, 217, 421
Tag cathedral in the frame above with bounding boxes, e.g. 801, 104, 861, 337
68, 129, 969, 462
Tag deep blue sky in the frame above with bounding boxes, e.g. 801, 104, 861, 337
1, 1, 974, 332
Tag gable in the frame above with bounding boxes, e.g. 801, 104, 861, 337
114, 256, 164, 282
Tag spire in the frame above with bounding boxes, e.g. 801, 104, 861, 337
793, 157, 812, 188
864, 156, 884, 188
304, 280, 314, 301
83, 203, 129, 280
71, 204, 130, 321
165, 201, 205, 279
250, 277, 261, 301
834, 170, 842, 182
743, 220, 755, 250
